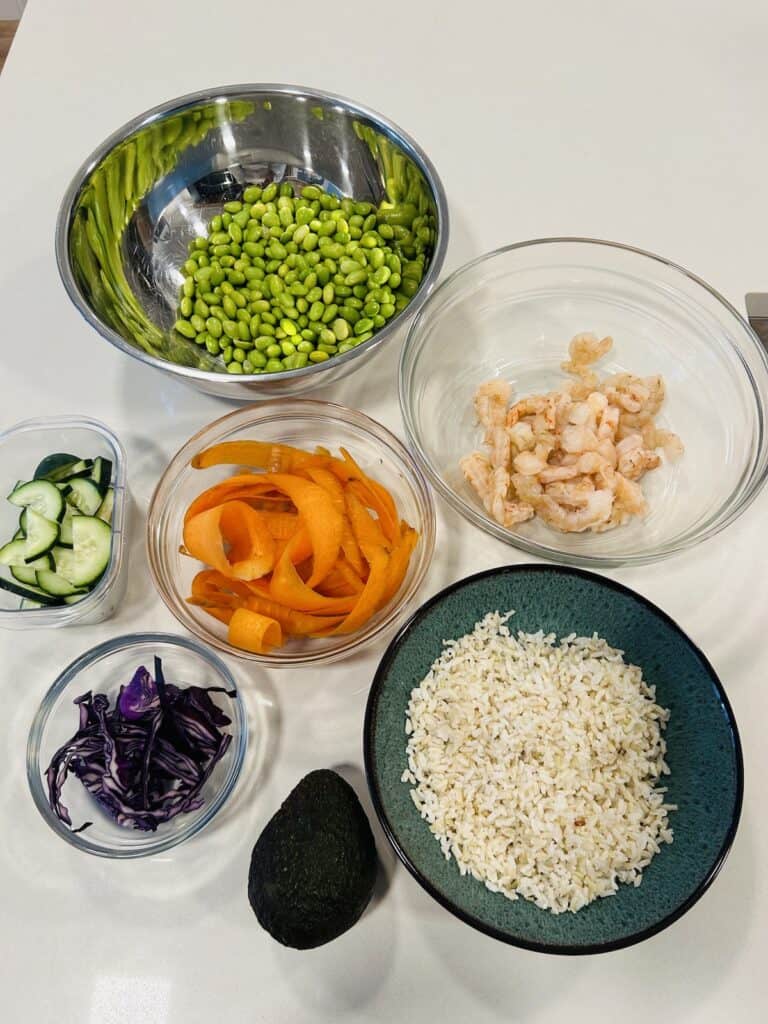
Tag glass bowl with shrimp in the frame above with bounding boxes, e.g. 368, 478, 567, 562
399, 238, 768, 567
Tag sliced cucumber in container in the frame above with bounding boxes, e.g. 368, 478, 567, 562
0, 577, 63, 606
59, 459, 94, 481
2, 449, 116, 612
0, 510, 58, 564
66, 478, 103, 516
33, 453, 79, 481
53, 516, 111, 587
11, 552, 54, 585
58, 507, 75, 547
90, 457, 113, 496
8, 479, 65, 523
96, 488, 115, 524
36, 569, 87, 598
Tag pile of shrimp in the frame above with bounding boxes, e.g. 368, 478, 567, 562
460, 333, 684, 534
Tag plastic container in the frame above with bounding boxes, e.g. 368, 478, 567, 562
0, 416, 127, 627
27, 632, 247, 858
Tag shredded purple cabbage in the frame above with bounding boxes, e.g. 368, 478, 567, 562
45, 657, 236, 833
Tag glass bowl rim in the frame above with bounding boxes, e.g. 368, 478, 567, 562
26, 631, 247, 859
399, 236, 768, 567
146, 398, 437, 666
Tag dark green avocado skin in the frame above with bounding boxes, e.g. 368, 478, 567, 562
248, 769, 378, 949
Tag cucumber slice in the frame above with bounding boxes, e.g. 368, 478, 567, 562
58, 507, 75, 546
66, 478, 103, 516
0, 539, 29, 567
0, 510, 59, 564
11, 564, 39, 585
90, 457, 113, 495
8, 479, 65, 523
21, 509, 59, 561
60, 459, 94, 481
34, 453, 79, 481
11, 552, 54, 584
96, 488, 115, 524
53, 516, 111, 587
0, 577, 62, 606
20, 598, 43, 609
36, 569, 87, 597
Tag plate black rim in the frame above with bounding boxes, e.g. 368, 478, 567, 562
363, 563, 744, 955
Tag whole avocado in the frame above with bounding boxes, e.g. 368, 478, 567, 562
248, 769, 378, 949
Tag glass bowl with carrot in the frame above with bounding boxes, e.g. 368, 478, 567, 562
147, 401, 436, 666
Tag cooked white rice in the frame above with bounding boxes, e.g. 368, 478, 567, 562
402, 611, 675, 914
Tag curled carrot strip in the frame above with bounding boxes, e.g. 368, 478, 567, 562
183, 501, 275, 580
183, 441, 419, 653
227, 607, 282, 653
192, 441, 331, 473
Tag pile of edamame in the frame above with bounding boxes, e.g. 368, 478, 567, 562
174, 182, 433, 374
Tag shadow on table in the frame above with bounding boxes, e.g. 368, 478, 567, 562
332, 761, 398, 910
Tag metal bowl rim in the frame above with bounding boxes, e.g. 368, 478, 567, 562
55, 82, 450, 386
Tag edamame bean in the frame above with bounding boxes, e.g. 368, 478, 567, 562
174, 319, 196, 339
176, 178, 435, 373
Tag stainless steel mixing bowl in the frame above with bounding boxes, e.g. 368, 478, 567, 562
56, 85, 448, 399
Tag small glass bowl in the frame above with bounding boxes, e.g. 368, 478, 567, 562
147, 400, 436, 666
399, 238, 768, 567
0, 416, 127, 627
27, 633, 247, 858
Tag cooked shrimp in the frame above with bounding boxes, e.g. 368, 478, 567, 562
567, 402, 593, 427
561, 332, 613, 375
474, 380, 511, 429
461, 452, 513, 526
507, 394, 556, 429
488, 467, 512, 523
510, 473, 544, 504
462, 332, 681, 535
536, 489, 614, 533
613, 472, 648, 517
656, 429, 684, 461
460, 452, 492, 499
502, 500, 535, 527
485, 426, 510, 469
561, 424, 600, 454
538, 463, 580, 484
597, 404, 620, 440
545, 477, 596, 504
616, 434, 660, 480
513, 450, 548, 476
508, 421, 535, 451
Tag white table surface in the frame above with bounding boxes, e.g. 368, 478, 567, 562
1, 1, 767, 1020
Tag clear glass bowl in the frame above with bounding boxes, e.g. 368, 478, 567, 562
0, 416, 127, 627
399, 238, 768, 567
27, 633, 247, 858
147, 400, 436, 666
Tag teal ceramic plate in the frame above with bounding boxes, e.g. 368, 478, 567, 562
364, 565, 743, 954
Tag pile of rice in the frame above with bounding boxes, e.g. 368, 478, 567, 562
402, 611, 675, 914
